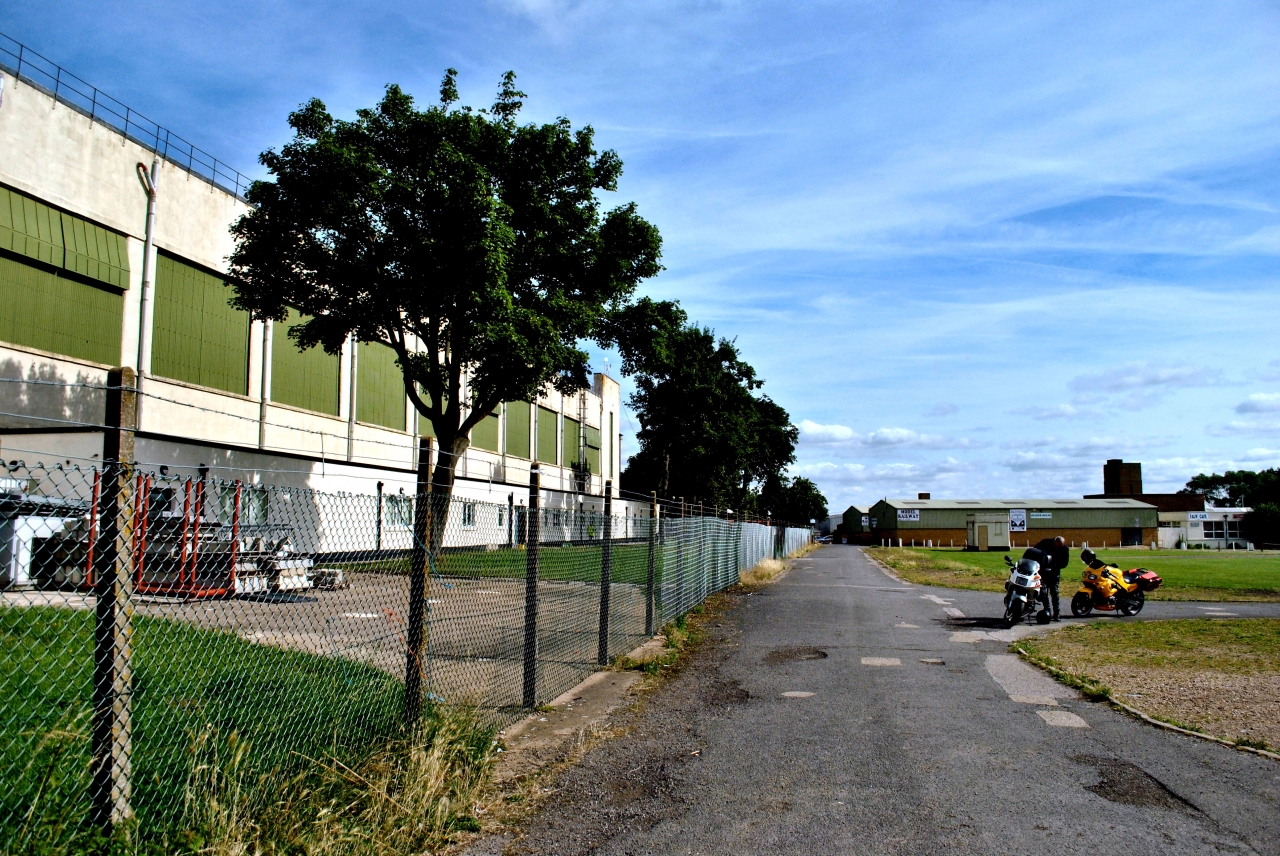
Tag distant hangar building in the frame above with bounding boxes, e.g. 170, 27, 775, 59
867, 497, 1159, 550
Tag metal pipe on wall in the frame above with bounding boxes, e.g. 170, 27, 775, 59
134, 159, 158, 422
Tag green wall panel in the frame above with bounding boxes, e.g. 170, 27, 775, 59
356, 341, 405, 431
537, 406, 558, 465
62, 212, 129, 289
505, 401, 530, 459
416, 388, 443, 438
563, 416, 580, 469
151, 253, 250, 394
607, 412, 614, 479
0, 186, 63, 266
271, 308, 339, 415
471, 408, 499, 451
0, 255, 122, 364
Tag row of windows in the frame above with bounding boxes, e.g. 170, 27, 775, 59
1, 186, 618, 466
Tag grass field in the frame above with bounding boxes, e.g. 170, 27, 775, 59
1019, 619, 1280, 750
874, 547, 1280, 601
1, 606, 404, 852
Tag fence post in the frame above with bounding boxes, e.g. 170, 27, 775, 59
676, 498, 685, 616
375, 480, 384, 552
645, 492, 658, 635
92, 367, 137, 833
597, 480, 613, 665
404, 436, 432, 726
522, 467, 541, 707
507, 492, 514, 547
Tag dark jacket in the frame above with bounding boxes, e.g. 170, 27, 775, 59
1032, 538, 1069, 574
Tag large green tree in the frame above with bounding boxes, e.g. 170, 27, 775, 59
759, 475, 828, 526
228, 72, 661, 720
228, 72, 661, 500
1180, 469, 1280, 507
612, 301, 797, 510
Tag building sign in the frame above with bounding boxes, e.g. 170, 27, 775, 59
1009, 509, 1027, 532
1029, 512, 1052, 519
861, 516, 870, 527
897, 509, 920, 521
1188, 512, 1209, 521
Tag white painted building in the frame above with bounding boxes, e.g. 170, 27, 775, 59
0, 46, 627, 517
1157, 508, 1252, 549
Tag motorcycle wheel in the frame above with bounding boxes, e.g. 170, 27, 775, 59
1120, 590, 1145, 616
1070, 592, 1092, 617
1003, 601, 1024, 628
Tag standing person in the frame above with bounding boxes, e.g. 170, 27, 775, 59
1031, 535, 1069, 621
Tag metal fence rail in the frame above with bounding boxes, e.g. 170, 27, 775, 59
0, 455, 810, 848
0, 30, 253, 201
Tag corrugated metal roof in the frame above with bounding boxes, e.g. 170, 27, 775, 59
876, 498, 1157, 510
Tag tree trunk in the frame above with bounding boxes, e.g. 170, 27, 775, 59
403, 433, 467, 726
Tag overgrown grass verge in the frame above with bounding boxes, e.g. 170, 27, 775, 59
1, 606, 498, 854
873, 547, 1280, 601
1015, 618, 1280, 754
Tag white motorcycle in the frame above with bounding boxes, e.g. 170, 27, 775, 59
1001, 556, 1051, 628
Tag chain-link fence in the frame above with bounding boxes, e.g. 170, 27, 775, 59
0, 455, 810, 849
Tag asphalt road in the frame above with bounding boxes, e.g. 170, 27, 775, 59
490, 545, 1280, 856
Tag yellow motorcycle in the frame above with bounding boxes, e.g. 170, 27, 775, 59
1070, 549, 1162, 617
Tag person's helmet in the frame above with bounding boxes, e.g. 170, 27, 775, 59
1015, 558, 1040, 575
1080, 549, 1096, 564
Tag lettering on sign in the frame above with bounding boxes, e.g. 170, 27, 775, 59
1008, 509, 1027, 532
1188, 512, 1209, 521
897, 509, 920, 521
1029, 512, 1052, 519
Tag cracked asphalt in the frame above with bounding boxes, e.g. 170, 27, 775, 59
478, 545, 1280, 855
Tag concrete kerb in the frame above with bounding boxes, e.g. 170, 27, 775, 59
492, 634, 662, 783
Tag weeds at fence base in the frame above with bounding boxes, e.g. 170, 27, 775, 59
739, 559, 785, 587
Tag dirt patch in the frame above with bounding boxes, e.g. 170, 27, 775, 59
763, 646, 828, 665
703, 677, 751, 706
1072, 755, 1193, 812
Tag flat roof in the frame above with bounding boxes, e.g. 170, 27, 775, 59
876, 498, 1158, 510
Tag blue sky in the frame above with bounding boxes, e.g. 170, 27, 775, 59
5, 0, 1280, 510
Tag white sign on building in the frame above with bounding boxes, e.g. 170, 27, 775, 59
1009, 509, 1027, 532
897, 509, 920, 521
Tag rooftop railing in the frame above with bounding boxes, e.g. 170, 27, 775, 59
0, 30, 253, 202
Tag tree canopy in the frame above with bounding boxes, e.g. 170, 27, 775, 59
228, 71, 662, 495
1180, 469, 1280, 507
613, 300, 806, 517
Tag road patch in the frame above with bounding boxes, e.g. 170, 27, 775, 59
861, 657, 901, 666
1038, 710, 1089, 727
781, 691, 815, 698
920, 658, 945, 665
985, 654, 1074, 701
895, 622, 919, 628
943, 607, 965, 618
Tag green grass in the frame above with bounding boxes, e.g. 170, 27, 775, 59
874, 547, 1280, 601
0, 606, 404, 853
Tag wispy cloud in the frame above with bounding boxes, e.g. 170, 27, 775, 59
1236, 393, 1280, 414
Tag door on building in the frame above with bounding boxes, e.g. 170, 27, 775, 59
978, 525, 989, 550
1121, 527, 1142, 547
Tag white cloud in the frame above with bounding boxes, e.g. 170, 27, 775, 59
798, 421, 976, 452
1067, 363, 1216, 408
1235, 393, 1280, 414
1208, 419, 1280, 437
797, 420, 856, 444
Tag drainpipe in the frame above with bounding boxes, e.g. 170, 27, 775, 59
134, 159, 158, 421
346, 334, 357, 461
257, 319, 272, 449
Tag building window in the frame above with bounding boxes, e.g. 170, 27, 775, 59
152, 253, 250, 395
497, 507, 506, 528
216, 483, 268, 525
1204, 521, 1225, 538
356, 341, 406, 431
461, 501, 477, 529
271, 308, 340, 415
387, 492, 413, 528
